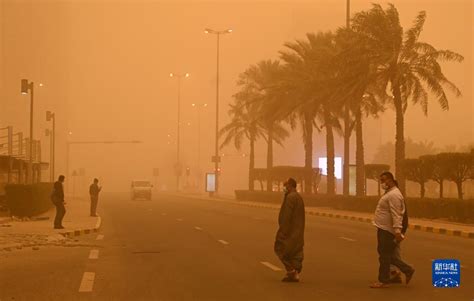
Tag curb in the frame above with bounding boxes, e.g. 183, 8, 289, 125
0, 217, 102, 252
0, 243, 23, 251
253, 203, 474, 239
59, 216, 102, 238
178, 194, 474, 240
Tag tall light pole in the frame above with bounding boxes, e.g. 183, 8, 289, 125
191, 103, 208, 190
20, 79, 35, 184
205, 27, 232, 195
46, 111, 56, 182
169, 72, 190, 191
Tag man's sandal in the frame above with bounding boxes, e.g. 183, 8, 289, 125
369, 282, 389, 288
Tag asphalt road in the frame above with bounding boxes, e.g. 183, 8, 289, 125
1, 193, 473, 301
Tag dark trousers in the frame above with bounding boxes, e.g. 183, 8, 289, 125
90, 196, 98, 216
274, 242, 304, 273
377, 228, 413, 283
54, 203, 66, 227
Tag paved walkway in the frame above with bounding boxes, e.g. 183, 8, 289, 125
0, 198, 101, 251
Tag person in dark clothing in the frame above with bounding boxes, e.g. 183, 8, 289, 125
89, 178, 102, 217
51, 175, 66, 229
274, 178, 305, 282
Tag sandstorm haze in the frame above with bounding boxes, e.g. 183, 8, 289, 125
0, 0, 472, 194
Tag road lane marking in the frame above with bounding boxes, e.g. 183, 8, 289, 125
78, 272, 95, 292
218, 240, 229, 245
89, 249, 99, 259
194, 226, 202, 231
176, 218, 183, 222
96, 234, 104, 241
338, 237, 356, 242
261, 261, 282, 271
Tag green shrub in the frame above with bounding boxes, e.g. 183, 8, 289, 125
5, 183, 53, 217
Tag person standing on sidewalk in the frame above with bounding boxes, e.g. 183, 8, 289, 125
370, 171, 415, 288
89, 178, 102, 217
51, 175, 66, 229
274, 178, 305, 282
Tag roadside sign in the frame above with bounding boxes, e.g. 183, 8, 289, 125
206, 173, 216, 192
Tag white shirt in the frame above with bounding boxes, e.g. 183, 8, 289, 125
373, 187, 405, 234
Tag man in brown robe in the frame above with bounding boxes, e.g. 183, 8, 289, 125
274, 178, 305, 282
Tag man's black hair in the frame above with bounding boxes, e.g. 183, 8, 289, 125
58, 175, 65, 181
94, 178, 99, 182
380, 171, 398, 187
287, 178, 297, 188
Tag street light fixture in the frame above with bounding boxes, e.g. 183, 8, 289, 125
169, 72, 190, 191
46, 111, 56, 182
20, 79, 35, 183
204, 27, 232, 195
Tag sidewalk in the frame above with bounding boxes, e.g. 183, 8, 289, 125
0, 198, 101, 252
170, 192, 474, 239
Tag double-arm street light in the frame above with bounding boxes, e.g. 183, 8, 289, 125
20, 79, 35, 184
46, 111, 56, 182
204, 28, 232, 194
169, 72, 190, 191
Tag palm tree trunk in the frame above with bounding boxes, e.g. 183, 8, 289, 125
439, 179, 444, 198
248, 133, 255, 191
303, 113, 313, 194
456, 181, 463, 200
266, 124, 274, 192
324, 110, 336, 195
393, 83, 406, 195
355, 106, 365, 196
343, 107, 351, 196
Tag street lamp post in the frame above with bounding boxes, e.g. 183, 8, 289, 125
205, 28, 232, 195
20, 79, 35, 184
169, 72, 190, 191
46, 111, 56, 182
191, 103, 208, 190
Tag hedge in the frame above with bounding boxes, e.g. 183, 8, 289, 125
5, 183, 53, 217
235, 190, 474, 223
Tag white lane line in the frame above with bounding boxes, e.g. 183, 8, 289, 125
338, 236, 356, 242
89, 249, 99, 259
194, 226, 203, 231
261, 261, 283, 271
218, 240, 229, 245
96, 234, 104, 241
176, 218, 183, 222
78, 272, 95, 292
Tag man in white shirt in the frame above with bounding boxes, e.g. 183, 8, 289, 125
370, 171, 415, 288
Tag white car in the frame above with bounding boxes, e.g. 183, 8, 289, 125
131, 180, 153, 200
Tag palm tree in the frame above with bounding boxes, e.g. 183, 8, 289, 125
219, 98, 264, 191
352, 4, 464, 194
333, 27, 388, 196
231, 60, 289, 191
280, 32, 340, 195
